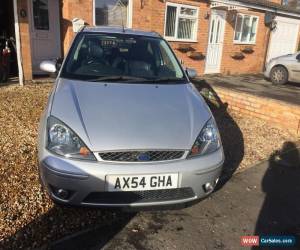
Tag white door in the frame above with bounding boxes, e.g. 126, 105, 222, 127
205, 10, 226, 74
266, 16, 300, 62
28, 0, 61, 74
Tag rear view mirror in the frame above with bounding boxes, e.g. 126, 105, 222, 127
40, 60, 57, 73
186, 68, 197, 79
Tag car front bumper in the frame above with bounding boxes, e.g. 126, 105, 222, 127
39, 148, 224, 208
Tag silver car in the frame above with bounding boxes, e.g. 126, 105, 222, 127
264, 52, 300, 85
38, 26, 224, 208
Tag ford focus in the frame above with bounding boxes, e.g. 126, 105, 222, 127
38, 26, 224, 208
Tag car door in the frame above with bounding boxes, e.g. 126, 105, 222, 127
287, 53, 300, 82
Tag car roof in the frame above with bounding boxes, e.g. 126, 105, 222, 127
82, 26, 161, 38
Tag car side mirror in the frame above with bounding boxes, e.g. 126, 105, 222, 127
40, 60, 57, 73
296, 54, 300, 61
186, 68, 197, 79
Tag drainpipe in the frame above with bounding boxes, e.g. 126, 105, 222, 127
262, 10, 277, 71
262, 27, 271, 71
13, 0, 24, 86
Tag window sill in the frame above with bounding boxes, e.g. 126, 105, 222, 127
233, 41, 256, 45
165, 38, 198, 43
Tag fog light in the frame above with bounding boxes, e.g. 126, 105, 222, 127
203, 182, 214, 193
49, 185, 73, 200
57, 189, 69, 199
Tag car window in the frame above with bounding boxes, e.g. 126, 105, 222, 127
61, 33, 185, 82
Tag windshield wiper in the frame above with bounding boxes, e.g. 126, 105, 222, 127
153, 77, 185, 83
89, 76, 149, 82
137, 77, 186, 84
89, 76, 186, 84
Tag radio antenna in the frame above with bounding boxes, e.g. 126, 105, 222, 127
119, 0, 125, 32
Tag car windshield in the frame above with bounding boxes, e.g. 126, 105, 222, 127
61, 32, 186, 83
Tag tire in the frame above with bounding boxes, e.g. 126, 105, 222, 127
270, 66, 288, 85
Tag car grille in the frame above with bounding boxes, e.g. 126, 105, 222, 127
98, 150, 185, 162
83, 188, 195, 204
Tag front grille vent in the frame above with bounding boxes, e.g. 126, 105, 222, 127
98, 150, 185, 162
83, 188, 195, 204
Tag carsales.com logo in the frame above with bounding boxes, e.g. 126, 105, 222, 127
241, 236, 296, 247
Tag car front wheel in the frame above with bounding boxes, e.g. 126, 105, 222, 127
270, 66, 288, 85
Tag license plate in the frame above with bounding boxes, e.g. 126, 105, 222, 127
106, 173, 179, 192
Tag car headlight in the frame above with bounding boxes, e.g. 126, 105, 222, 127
47, 116, 96, 161
188, 117, 221, 158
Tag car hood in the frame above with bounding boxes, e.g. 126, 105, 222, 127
50, 78, 211, 151
271, 53, 296, 62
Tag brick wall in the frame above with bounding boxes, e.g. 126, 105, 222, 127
59, 0, 211, 74
207, 86, 300, 135
57, 0, 300, 77
133, 0, 211, 74
221, 10, 269, 75
17, 0, 297, 80
61, 0, 93, 56
58, 0, 290, 76
269, 0, 283, 4
132, 0, 269, 75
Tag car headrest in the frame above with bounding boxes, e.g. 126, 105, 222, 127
89, 44, 103, 60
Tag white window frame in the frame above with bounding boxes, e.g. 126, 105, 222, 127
233, 13, 259, 45
93, 0, 133, 28
164, 2, 199, 42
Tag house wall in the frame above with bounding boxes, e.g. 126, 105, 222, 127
18, 0, 299, 81
59, 0, 211, 75
220, 9, 269, 75
60, 0, 93, 56
132, 0, 270, 75
132, 0, 210, 75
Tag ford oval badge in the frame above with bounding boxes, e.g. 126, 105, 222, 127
137, 152, 151, 161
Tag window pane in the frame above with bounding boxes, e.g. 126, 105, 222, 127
178, 18, 196, 39
241, 16, 251, 42
165, 6, 177, 37
180, 7, 196, 16
95, 0, 128, 27
33, 0, 49, 30
234, 15, 243, 41
250, 17, 258, 42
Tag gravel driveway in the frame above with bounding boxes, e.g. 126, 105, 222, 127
0, 83, 296, 249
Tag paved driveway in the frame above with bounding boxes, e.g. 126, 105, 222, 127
201, 74, 300, 106
49, 142, 300, 250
